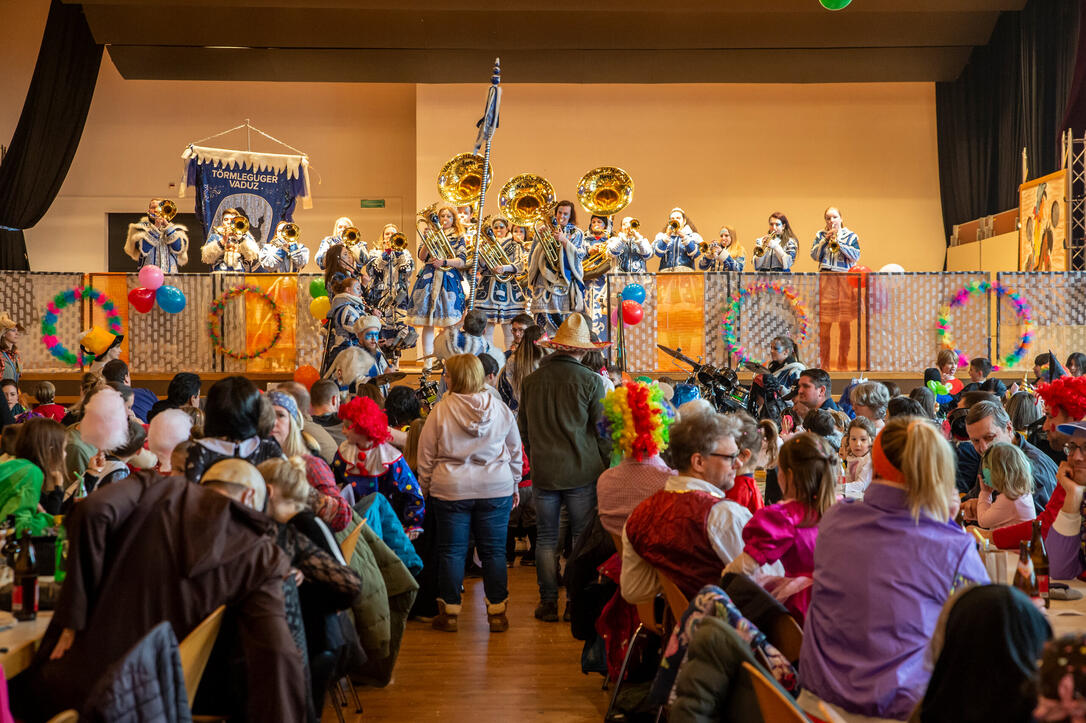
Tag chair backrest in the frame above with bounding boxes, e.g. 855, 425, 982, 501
741, 661, 811, 722
178, 605, 227, 710
609, 532, 623, 555
768, 614, 805, 664
340, 522, 364, 561
656, 570, 689, 623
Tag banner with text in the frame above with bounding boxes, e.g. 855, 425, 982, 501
180, 145, 313, 246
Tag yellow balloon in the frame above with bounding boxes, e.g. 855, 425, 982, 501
309, 295, 331, 320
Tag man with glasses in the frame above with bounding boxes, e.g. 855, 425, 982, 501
620, 409, 782, 603
1040, 421, 1086, 579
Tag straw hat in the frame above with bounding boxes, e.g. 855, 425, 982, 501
0, 311, 19, 332
537, 314, 610, 352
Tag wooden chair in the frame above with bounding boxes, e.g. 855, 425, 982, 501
45, 711, 79, 723
741, 661, 811, 722
656, 571, 688, 623
767, 614, 804, 664
609, 532, 659, 636
178, 605, 227, 711
339, 522, 364, 562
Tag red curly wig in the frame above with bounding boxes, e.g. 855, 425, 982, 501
1037, 376, 1086, 420
338, 396, 391, 444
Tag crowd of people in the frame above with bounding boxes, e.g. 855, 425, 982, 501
5, 297, 1086, 721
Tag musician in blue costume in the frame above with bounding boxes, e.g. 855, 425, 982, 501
320, 273, 370, 376
316, 216, 368, 271
124, 198, 189, 274
607, 216, 652, 273
257, 221, 310, 273
699, 225, 746, 272
404, 204, 467, 365
583, 214, 613, 342
653, 207, 702, 271
200, 208, 260, 273
367, 223, 414, 312
526, 200, 586, 336
810, 206, 862, 370
472, 216, 527, 347
752, 212, 800, 272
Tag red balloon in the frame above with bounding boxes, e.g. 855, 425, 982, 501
848, 265, 872, 290
128, 287, 155, 314
621, 299, 644, 325
293, 365, 321, 390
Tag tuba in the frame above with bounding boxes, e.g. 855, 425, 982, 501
577, 166, 633, 281
415, 203, 456, 261
437, 153, 492, 207
499, 174, 559, 268
472, 215, 522, 285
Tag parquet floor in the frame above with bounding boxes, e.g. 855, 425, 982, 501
324, 566, 609, 721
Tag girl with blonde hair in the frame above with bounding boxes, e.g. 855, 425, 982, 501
404, 204, 468, 365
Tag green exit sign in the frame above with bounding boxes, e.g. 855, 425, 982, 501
360, 199, 385, 209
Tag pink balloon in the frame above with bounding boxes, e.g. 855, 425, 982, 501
138, 265, 165, 291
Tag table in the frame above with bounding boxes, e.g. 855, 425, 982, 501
0, 612, 52, 679
1048, 578, 1086, 638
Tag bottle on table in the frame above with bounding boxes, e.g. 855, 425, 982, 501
1012, 541, 1041, 607
1029, 518, 1050, 608
12, 531, 38, 622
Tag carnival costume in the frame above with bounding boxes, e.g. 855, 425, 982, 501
200, 230, 260, 273
473, 234, 527, 324
320, 290, 370, 376
527, 221, 586, 336
654, 225, 702, 271
811, 226, 862, 368
753, 234, 798, 272
258, 223, 310, 273
699, 244, 746, 272
369, 248, 415, 313
124, 218, 189, 274
404, 235, 468, 328
607, 227, 652, 273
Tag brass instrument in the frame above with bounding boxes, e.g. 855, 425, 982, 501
826, 229, 840, 254
667, 219, 681, 234
342, 226, 361, 245
275, 222, 300, 248
629, 219, 641, 232
499, 174, 559, 268
415, 202, 456, 261
577, 167, 634, 281
389, 232, 408, 251
471, 215, 521, 285
752, 237, 768, 258
227, 214, 250, 237
698, 240, 715, 256
437, 153, 492, 206
152, 199, 177, 222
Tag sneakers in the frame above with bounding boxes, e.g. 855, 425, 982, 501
432, 600, 460, 632
534, 600, 559, 622
486, 599, 509, 633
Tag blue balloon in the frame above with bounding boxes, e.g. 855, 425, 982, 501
671, 383, 700, 407
621, 283, 646, 304
156, 285, 186, 314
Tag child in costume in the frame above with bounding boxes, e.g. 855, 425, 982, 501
331, 396, 424, 538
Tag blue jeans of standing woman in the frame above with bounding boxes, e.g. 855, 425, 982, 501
534, 484, 598, 603
432, 495, 514, 605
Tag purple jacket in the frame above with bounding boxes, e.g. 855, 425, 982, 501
800, 482, 989, 719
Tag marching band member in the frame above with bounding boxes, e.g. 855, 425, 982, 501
811, 206, 862, 370
752, 212, 799, 272
699, 225, 746, 272
404, 204, 467, 365
257, 222, 310, 273
526, 200, 586, 336
584, 214, 613, 341
368, 223, 415, 314
473, 216, 528, 346
124, 198, 189, 273
200, 208, 260, 273
607, 216, 652, 273
316, 216, 367, 270
321, 272, 371, 376
653, 207, 702, 271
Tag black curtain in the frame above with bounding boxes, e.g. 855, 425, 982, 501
936, 0, 1079, 242
0, 0, 102, 270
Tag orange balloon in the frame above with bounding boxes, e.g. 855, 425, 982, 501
293, 364, 321, 390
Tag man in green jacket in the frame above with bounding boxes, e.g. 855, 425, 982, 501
517, 313, 610, 622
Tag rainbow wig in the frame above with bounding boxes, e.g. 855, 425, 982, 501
599, 380, 674, 466
338, 395, 391, 445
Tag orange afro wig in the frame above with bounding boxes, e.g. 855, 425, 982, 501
1037, 375, 1086, 420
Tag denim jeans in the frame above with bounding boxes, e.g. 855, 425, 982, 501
534, 484, 598, 603
432, 495, 514, 606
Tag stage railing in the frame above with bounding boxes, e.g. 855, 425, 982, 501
0, 270, 1075, 375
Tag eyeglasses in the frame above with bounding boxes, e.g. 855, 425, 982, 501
706, 451, 741, 464
1064, 443, 1086, 457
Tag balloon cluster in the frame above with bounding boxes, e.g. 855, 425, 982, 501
611, 283, 647, 326
926, 380, 953, 405
308, 278, 331, 320
938, 280, 1033, 371
128, 265, 186, 314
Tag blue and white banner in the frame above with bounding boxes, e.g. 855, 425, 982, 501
179, 145, 312, 245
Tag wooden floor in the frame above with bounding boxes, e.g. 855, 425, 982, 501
324, 566, 610, 722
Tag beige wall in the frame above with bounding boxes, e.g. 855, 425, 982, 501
5, 0, 946, 273
417, 82, 947, 273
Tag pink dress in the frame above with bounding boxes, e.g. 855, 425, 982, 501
742, 500, 819, 620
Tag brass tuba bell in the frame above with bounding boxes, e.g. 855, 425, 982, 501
438, 153, 492, 207
577, 166, 634, 217
499, 174, 560, 268
389, 232, 408, 250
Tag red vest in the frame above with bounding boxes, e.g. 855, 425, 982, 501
625, 489, 725, 599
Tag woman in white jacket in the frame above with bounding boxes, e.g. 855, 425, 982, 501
417, 353, 523, 634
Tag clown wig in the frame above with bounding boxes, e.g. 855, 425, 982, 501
1037, 375, 1086, 420
338, 395, 391, 445
599, 380, 674, 466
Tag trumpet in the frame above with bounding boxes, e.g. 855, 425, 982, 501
415, 203, 456, 261
342, 226, 361, 245
275, 222, 300, 248
220, 212, 249, 238
629, 219, 641, 233
825, 229, 840, 254
698, 240, 719, 257
388, 232, 408, 251
752, 237, 768, 258
667, 219, 681, 234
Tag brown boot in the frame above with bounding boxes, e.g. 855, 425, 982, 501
432, 600, 460, 632
486, 599, 509, 633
